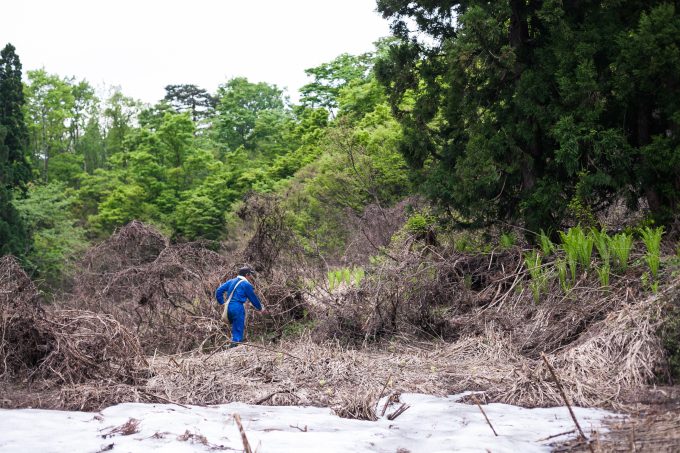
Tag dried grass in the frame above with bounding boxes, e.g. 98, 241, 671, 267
3, 214, 678, 420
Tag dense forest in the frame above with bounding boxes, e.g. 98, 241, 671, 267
1, 2, 679, 282
2, 2, 680, 288
1, 1, 680, 449
0, 37, 414, 284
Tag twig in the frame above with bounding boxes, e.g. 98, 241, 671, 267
473, 395, 498, 436
374, 374, 392, 415
237, 341, 303, 361
206, 340, 302, 362
381, 393, 399, 416
255, 390, 299, 405
289, 424, 307, 432
541, 353, 595, 453
138, 390, 190, 409
536, 429, 576, 442
387, 403, 410, 420
233, 413, 253, 453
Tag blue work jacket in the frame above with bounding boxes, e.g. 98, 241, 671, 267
215, 276, 263, 310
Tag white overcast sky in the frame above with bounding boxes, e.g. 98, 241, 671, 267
1, 0, 391, 104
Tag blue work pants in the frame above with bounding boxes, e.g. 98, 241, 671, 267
227, 303, 246, 343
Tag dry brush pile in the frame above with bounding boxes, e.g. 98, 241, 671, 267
0, 255, 147, 403
69, 221, 231, 354
302, 236, 678, 410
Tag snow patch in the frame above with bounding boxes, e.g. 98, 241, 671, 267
0, 393, 616, 452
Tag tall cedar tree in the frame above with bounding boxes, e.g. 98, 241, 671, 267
375, 1, 680, 232
0, 43, 31, 256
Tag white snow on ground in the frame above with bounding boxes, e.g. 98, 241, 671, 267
0, 393, 615, 452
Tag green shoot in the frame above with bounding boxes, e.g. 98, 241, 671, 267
590, 228, 610, 265
343, 267, 351, 285
609, 231, 634, 273
640, 226, 664, 280
354, 267, 365, 286
539, 230, 554, 256
561, 226, 592, 279
596, 263, 610, 288
555, 258, 570, 293
524, 250, 548, 304
500, 232, 515, 249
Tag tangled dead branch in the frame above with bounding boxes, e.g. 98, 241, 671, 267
70, 222, 231, 354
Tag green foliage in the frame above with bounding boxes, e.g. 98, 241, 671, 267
283, 101, 409, 256
596, 263, 611, 289
610, 231, 634, 273
555, 258, 570, 293
405, 213, 432, 236
213, 77, 285, 153
24, 69, 75, 182
327, 266, 365, 291
639, 226, 664, 280
354, 266, 365, 286
499, 232, 515, 249
538, 230, 554, 256
524, 250, 548, 304
375, 1, 680, 231
560, 226, 593, 278
590, 228, 611, 265
0, 43, 31, 258
14, 182, 88, 284
300, 52, 373, 112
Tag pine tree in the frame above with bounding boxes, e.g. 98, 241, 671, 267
0, 43, 32, 257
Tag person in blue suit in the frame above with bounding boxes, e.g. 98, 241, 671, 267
215, 266, 265, 346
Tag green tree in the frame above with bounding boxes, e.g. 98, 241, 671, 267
103, 88, 138, 158
68, 80, 97, 154
213, 77, 285, 153
79, 116, 106, 174
24, 69, 75, 182
14, 182, 87, 284
300, 52, 373, 113
164, 84, 215, 122
0, 43, 31, 257
375, 1, 680, 232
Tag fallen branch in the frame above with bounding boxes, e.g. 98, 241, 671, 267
473, 395, 498, 436
255, 390, 299, 405
375, 374, 392, 415
233, 413, 252, 453
381, 393, 399, 417
541, 353, 594, 453
206, 340, 302, 362
387, 403, 410, 420
537, 429, 576, 442
138, 389, 190, 409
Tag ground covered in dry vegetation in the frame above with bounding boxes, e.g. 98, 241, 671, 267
2, 217, 679, 451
